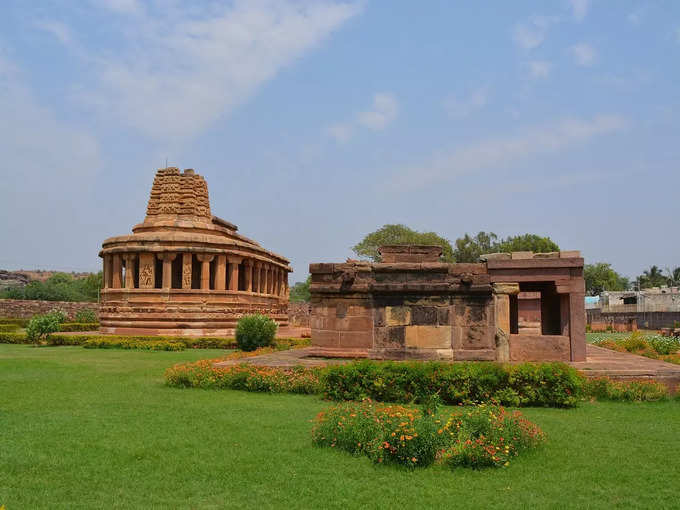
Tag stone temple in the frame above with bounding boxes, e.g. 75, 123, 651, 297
308, 245, 586, 362
99, 167, 291, 335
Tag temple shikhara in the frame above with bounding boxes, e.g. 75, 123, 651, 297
99, 167, 291, 335
308, 245, 586, 362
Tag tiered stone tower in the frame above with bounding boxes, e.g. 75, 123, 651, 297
99, 167, 291, 335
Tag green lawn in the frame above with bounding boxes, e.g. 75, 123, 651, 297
1, 345, 679, 509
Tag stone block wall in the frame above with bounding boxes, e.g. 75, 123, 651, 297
0, 299, 99, 320
288, 302, 311, 327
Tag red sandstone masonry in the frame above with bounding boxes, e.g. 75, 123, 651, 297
0, 299, 99, 320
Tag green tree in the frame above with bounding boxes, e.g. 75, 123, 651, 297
584, 263, 630, 296
289, 276, 311, 303
495, 234, 560, 254
352, 224, 454, 262
453, 232, 498, 263
665, 267, 680, 287
452, 232, 559, 262
0, 271, 102, 302
638, 265, 667, 289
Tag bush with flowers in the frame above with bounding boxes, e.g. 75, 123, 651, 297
443, 403, 545, 469
311, 399, 545, 469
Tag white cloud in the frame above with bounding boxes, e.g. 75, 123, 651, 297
56, 1, 360, 142
443, 87, 489, 118
0, 53, 102, 260
627, 7, 646, 26
34, 20, 74, 45
568, 0, 590, 21
569, 43, 597, 66
528, 60, 552, 79
390, 115, 628, 190
356, 93, 398, 130
512, 15, 559, 50
326, 122, 353, 143
327, 92, 398, 142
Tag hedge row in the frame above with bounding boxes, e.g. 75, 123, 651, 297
0, 324, 21, 332
83, 337, 185, 351
322, 361, 584, 407
59, 322, 100, 332
0, 331, 310, 351
0, 318, 29, 327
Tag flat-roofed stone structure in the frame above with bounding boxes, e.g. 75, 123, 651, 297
308, 245, 585, 362
99, 167, 291, 335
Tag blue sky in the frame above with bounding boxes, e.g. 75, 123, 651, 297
0, 0, 678, 283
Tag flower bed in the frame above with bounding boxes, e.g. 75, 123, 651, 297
311, 400, 545, 469
591, 331, 680, 365
582, 378, 669, 402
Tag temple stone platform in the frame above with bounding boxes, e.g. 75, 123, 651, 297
214, 344, 680, 391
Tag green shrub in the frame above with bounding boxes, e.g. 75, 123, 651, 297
322, 360, 583, 408
0, 323, 20, 332
0, 318, 30, 327
311, 400, 447, 468
0, 332, 30, 344
583, 378, 668, 402
75, 308, 97, 323
59, 322, 99, 332
444, 403, 546, 469
83, 338, 184, 351
25, 311, 64, 343
235, 314, 277, 352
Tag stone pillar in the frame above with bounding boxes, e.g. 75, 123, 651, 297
281, 270, 288, 297
197, 254, 214, 290
569, 291, 586, 362
493, 283, 520, 362
182, 253, 193, 289
252, 262, 260, 294
272, 267, 279, 296
103, 255, 111, 289
124, 254, 136, 289
159, 253, 177, 289
260, 264, 267, 294
244, 259, 253, 292
112, 254, 123, 289
138, 253, 155, 289
228, 255, 243, 291
266, 265, 273, 294
215, 254, 227, 291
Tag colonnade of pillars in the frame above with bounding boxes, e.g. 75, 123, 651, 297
102, 252, 288, 297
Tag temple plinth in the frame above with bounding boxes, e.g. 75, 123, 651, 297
98, 167, 291, 335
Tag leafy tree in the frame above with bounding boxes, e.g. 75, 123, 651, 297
453, 232, 559, 262
495, 234, 559, 254
25, 310, 66, 344
453, 232, 498, 263
584, 263, 630, 296
665, 267, 680, 287
289, 276, 311, 303
638, 265, 668, 289
352, 224, 454, 262
0, 272, 102, 302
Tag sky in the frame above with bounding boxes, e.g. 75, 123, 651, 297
0, 0, 678, 284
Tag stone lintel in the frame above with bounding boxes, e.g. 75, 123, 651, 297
485, 258, 584, 270
492, 282, 520, 295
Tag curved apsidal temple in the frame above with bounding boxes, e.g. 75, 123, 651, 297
98, 167, 291, 335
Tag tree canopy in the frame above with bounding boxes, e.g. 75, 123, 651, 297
289, 275, 311, 303
584, 263, 629, 296
0, 272, 102, 302
453, 232, 560, 262
352, 224, 455, 262
637, 265, 670, 289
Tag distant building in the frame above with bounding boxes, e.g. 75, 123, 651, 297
587, 287, 680, 330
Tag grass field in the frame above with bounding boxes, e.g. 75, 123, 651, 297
1, 345, 679, 509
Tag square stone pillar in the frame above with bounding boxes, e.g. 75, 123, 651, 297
267, 265, 273, 294
260, 265, 267, 293
569, 292, 586, 361
493, 283, 519, 362
244, 259, 253, 292
124, 255, 136, 289
215, 254, 227, 291
272, 267, 279, 296
197, 254, 214, 290
228, 256, 243, 291
159, 253, 176, 289
112, 254, 123, 289
182, 253, 193, 289
138, 253, 155, 289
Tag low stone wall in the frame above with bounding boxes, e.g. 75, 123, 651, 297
288, 302, 311, 327
0, 299, 99, 320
